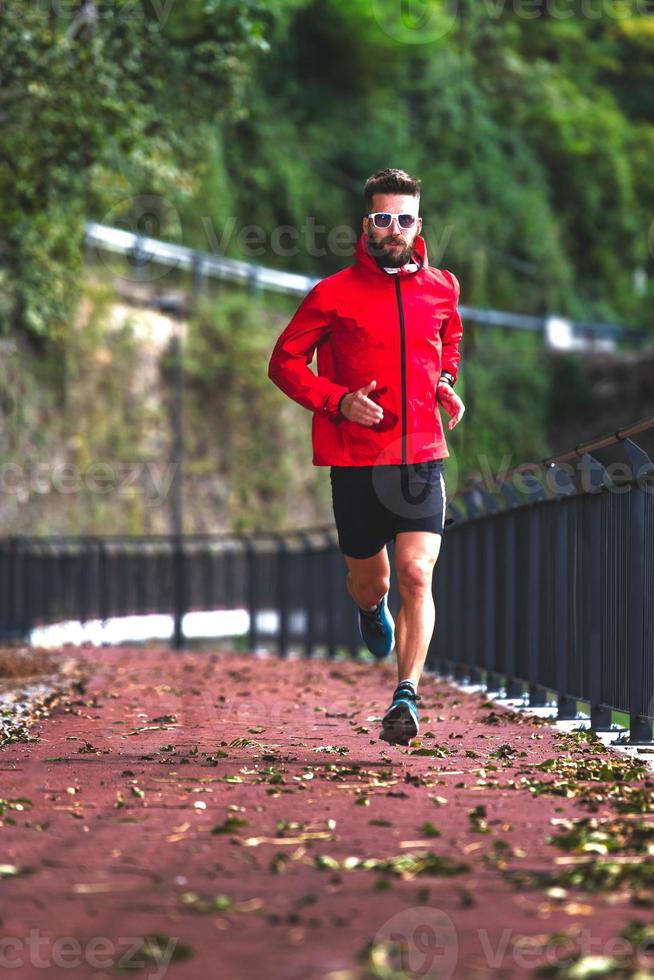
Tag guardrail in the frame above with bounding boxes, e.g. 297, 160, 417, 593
84, 222, 645, 347
0, 529, 362, 659
3, 413, 653, 742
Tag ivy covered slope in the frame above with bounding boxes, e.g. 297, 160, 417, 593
197, 0, 654, 326
0, 0, 287, 341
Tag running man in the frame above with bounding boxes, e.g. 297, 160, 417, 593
268, 168, 465, 744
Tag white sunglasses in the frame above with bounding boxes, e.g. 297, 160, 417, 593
367, 212, 419, 230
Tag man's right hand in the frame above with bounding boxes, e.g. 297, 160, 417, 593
339, 380, 384, 426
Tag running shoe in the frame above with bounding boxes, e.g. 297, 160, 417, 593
380, 681, 421, 744
358, 593, 395, 659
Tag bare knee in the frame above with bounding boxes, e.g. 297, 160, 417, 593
347, 571, 390, 608
397, 557, 435, 600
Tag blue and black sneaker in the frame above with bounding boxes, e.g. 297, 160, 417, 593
380, 681, 421, 745
358, 594, 395, 660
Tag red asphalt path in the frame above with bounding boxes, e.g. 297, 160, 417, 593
1, 647, 653, 980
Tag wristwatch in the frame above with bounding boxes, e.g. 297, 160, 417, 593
438, 371, 455, 388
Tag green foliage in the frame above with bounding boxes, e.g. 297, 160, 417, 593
446, 330, 551, 489
183, 291, 293, 531
0, 0, 286, 341
180, 0, 654, 328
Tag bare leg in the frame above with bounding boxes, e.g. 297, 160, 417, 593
343, 546, 391, 612
393, 531, 442, 688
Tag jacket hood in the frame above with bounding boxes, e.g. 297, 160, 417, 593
354, 231, 428, 277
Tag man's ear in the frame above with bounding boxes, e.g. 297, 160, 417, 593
417, 216, 423, 234
362, 215, 369, 234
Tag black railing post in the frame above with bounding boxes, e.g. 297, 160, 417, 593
550, 464, 577, 720
627, 478, 649, 741
304, 533, 318, 658
583, 454, 613, 731
466, 520, 483, 684
555, 499, 576, 719
245, 537, 257, 653
586, 494, 609, 729
277, 535, 290, 657
496, 482, 522, 698
1, 535, 29, 644
172, 533, 185, 650
326, 534, 339, 658
483, 518, 497, 690
449, 526, 463, 677
526, 506, 547, 706
623, 438, 654, 743
98, 538, 109, 624
21, 536, 36, 643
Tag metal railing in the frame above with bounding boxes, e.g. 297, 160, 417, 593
0, 529, 363, 659
2, 416, 653, 741
433, 414, 654, 743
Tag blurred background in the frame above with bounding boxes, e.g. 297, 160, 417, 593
2, 0, 653, 537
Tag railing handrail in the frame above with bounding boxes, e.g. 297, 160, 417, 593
452, 412, 654, 501
84, 221, 644, 341
0, 525, 338, 545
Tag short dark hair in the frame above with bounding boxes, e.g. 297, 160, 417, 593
363, 168, 421, 214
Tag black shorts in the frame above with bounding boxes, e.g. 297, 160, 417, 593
329, 460, 447, 559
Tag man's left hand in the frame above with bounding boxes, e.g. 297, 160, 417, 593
437, 382, 465, 430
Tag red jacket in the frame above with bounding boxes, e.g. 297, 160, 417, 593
268, 232, 463, 466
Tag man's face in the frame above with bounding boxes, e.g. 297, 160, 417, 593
363, 192, 422, 268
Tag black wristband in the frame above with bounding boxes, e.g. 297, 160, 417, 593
337, 391, 349, 417
439, 371, 455, 388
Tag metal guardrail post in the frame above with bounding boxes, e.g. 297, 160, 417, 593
491, 483, 523, 698
98, 539, 109, 623
22, 537, 37, 642
277, 535, 290, 657
456, 523, 476, 683
526, 506, 547, 706
627, 476, 650, 741
551, 464, 577, 719
301, 533, 316, 658
172, 534, 186, 650
623, 438, 654, 743
554, 500, 576, 719
245, 538, 257, 652
483, 518, 499, 691
446, 527, 462, 678
585, 498, 609, 730
0, 536, 29, 643
322, 531, 335, 659
582, 454, 614, 730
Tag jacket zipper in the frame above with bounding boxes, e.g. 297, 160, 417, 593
394, 277, 407, 464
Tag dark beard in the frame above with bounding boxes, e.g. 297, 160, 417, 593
366, 231, 414, 269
